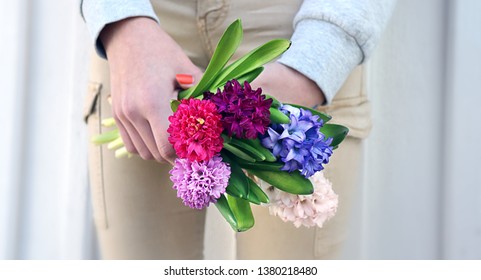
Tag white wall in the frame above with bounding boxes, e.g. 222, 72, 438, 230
362, 0, 446, 259
0, 0, 29, 259
0, 0, 95, 259
440, 0, 481, 259
0, 0, 480, 259
356, 0, 481, 259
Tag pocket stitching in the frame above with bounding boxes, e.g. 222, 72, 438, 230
83, 82, 102, 123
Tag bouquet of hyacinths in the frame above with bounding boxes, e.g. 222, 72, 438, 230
92, 19, 348, 232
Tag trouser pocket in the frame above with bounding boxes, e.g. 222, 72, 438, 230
84, 81, 109, 229
315, 66, 372, 139
83, 82, 101, 123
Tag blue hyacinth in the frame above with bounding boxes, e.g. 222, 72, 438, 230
260, 105, 333, 178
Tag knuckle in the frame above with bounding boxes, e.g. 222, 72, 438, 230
149, 147, 163, 162
124, 144, 137, 154
138, 149, 154, 161
153, 154, 164, 163
121, 96, 160, 120
112, 107, 125, 121
159, 144, 176, 161
141, 101, 162, 117
122, 104, 139, 120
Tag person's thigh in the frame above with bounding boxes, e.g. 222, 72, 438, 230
85, 55, 206, 259
202, 0, 367, 259
235, 137, 362, 259
84, 0, 370, 260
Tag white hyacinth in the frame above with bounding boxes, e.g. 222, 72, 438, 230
259, 171, 338, 228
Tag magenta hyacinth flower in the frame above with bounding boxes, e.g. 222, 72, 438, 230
169, 156, 231, 209
204, 79, 272, 139
167, 98, 223, 162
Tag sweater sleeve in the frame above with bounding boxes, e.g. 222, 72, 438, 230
277, 0, 396, 104
80, 0, 159, 58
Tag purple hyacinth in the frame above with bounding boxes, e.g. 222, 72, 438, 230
260, 105, 333, 178
169, 156, 231, 209
204, 79, 272, 139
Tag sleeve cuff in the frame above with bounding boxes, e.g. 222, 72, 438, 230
278, 19, 363, 104
82, 0, 159, 58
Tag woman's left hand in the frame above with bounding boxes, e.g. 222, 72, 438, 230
251, 62, 325, 108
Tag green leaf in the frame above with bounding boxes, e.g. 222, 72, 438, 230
211, 67, 264, 92
246, 169, 313, 195
245, 178, 261, 205
320, 123, 349, 147
221, 151, 249, 198
221, 133, 232, 144
246, 176, 269, 204
269, 107, 290, 124
236, 66, 264, 84
101, 117, 116, 127
179, 19, 243, 99
284, 103, 332, 123
225, 179, 244, 198
107, 136, 124, 150
237, 159, 283, 172
215, 195, 238, 231
224, 149, 281, 171
178, 87, 194, 100
114, 146, 131, 158
238, 138, 277, 162
227, 195, 255, 232
225, 171, 248, 199
210, 39, 291, 88
223, 143, 256, 162
170, 99, 180, 112
228, 137, 266, 161
264, 94, 281, 108
91, 129, 120, 144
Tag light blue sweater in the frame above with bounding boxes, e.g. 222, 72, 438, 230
81, 0, 395, 104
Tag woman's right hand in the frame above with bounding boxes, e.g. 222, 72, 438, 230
100, 17, 202, 164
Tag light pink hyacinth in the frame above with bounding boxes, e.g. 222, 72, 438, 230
260, 171, 338, 228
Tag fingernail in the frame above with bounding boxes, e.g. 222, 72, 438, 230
176, 74, 194, 85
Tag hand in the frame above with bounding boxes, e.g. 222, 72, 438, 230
250, 63, 325, 107
100, 17, 202, 164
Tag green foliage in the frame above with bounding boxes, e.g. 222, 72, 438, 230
246, 169, 314, 195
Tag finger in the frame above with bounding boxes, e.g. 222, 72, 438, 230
119, 117, 154, 160
132, 120, 165, 162
175, 74, 194, 89
113, 116, 137, 154
150, 117, 176, 165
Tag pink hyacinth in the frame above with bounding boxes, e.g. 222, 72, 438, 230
169, 156, 230, 209
261, 171, 338, 228
167, 98, 223, 162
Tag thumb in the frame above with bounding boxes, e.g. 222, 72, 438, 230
175, 74, 195, 90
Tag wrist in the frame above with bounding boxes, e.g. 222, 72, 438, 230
257, 63, 325, 107
100, 16, 161, 59
280, 63, 326, 105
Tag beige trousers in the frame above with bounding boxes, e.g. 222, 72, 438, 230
84, 0, 371, 259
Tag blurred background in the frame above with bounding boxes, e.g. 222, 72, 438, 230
0, 0, 480, 259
